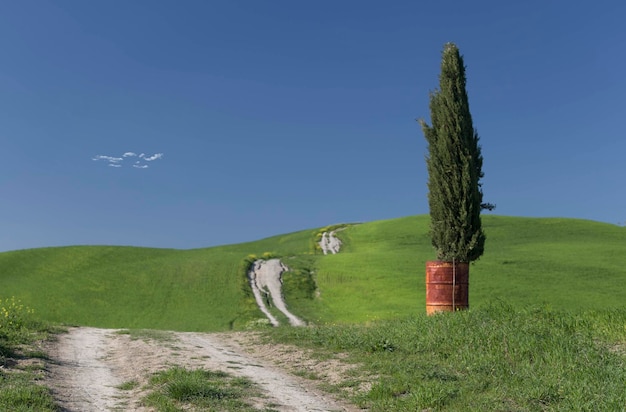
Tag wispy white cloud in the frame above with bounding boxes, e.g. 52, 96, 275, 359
93, 155, 123, 163
144, 153, 163, 161
92, 152, 164, 169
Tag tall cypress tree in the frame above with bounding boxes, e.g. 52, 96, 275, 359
420, 43, 485, 262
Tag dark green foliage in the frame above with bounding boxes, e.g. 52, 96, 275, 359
420, 42, 485, 262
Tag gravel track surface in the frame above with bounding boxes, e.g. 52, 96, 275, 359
46, 327, 360, 412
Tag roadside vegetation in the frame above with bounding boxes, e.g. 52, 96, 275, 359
141, 367, 273, 412
268, 304, 626, 411
0, 297, 58, 411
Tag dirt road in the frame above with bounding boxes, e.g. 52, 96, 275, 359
45, 327, 362, 412
248, 258, 306, 327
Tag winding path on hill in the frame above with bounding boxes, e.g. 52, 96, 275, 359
248, 258, 306, 327
247, 227, 347, 327
319, 230, 343, 255
46, 327, 360, 411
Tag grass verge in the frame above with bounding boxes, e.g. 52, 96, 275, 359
0, 297, 59, 411
267, 304, 626, 411
142, 366, 275, 411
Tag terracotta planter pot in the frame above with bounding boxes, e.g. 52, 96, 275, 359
425, 260, 469, 315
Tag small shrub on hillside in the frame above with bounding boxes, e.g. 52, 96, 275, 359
0, 297, 57, 411
0, 297, 35, 331
0, 297, 44, 351
313, 224, 349, 253
262, 251, 276, 260
245, 252, 279, 264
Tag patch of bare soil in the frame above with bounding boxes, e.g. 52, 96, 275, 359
234, 333, 374, 397
45, 327, 366, 412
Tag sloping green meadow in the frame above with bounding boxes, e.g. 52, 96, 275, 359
314, 215, 626, 323
0, 216, 624, 330
0, 228, 315, 331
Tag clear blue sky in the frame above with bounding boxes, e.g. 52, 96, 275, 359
1, 1, 624, 252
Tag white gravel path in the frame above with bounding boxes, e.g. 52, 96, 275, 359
45, 327, 126, 411
248, 259, 306, 326
46, 327, 358, 411
319, 230, 343, 255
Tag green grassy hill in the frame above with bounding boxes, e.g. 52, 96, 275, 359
314, 215, 626, 323
1, 215, 624, 331
0, 228, 316, 331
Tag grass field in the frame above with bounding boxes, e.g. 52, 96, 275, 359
1, 215, 624, 330
1, 214, 625, 410
313, 215, 626, 323
268, 304, 626, 411
0, 227, 316, 331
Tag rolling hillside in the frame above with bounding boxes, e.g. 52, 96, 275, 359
314, 215, 626, 323
0, 228, 316, 331
1, 215, 624, 330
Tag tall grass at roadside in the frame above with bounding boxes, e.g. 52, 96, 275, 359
0, 297, 57, 411
142, 367, 268, 412
268, 304, 626, 411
